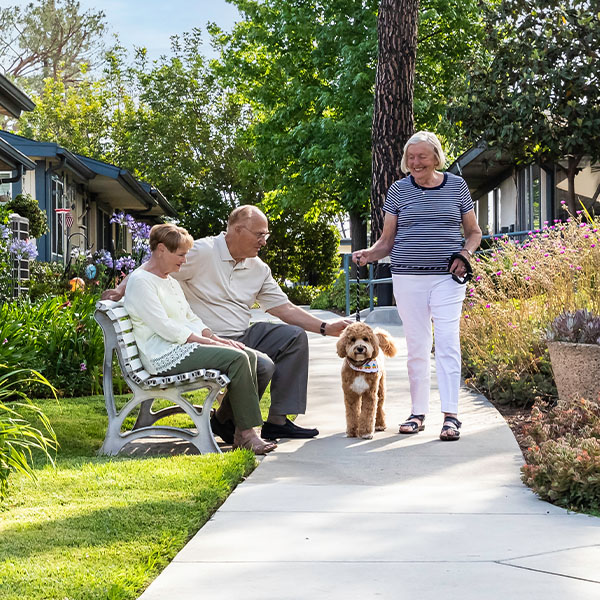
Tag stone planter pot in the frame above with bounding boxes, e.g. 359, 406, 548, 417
547, 341, 600, 402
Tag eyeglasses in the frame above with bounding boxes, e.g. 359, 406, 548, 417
240, 225, 270, 241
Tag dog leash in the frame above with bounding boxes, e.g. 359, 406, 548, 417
355, 269, 361, 321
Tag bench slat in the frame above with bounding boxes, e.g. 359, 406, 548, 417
118, 332, 136, 345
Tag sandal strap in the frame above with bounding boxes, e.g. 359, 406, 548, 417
442, 416, 461, 429
408, 414, 425, 423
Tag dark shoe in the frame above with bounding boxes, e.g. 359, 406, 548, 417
261, 418, 319, 440
210, 414, 235, 444
440, 416, 461, 441
398, 414, 426, 435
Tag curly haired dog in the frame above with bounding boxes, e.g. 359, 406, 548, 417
336, 322, 397, 439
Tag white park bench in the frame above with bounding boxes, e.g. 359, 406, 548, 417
94, 299, 230, 455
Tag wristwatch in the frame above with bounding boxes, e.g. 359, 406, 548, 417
320, 322, 327, 336
462, 248, 473, 257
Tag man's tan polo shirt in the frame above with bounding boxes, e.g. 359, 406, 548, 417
172, 232, 288, 336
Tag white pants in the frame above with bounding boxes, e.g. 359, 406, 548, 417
392, 274, 466, 415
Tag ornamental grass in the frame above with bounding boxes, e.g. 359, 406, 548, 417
461, 206, 600, 406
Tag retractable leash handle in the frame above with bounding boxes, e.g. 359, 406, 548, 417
448, 252, 473, 285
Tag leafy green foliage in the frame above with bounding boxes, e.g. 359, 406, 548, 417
451, 0, 600, 212
0, 368, 57, 502
259, 201, 340, 286
6, 193, 49, 239
521, 397, 600, 512
311, 270, 372, 313
213, 0, 484, 227
0, 295, 104, 397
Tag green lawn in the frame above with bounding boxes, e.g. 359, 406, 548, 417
0, 388, 272, 600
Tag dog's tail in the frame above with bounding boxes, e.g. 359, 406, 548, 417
375, 328, 397, 357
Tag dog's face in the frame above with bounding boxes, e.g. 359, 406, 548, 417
336, 322, 379, 361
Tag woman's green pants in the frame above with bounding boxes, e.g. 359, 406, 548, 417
158, 345, 262, 430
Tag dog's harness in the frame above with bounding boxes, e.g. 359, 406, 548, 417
346, 358, 379, 373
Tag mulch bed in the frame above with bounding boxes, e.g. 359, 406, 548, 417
488, 401, 532, 456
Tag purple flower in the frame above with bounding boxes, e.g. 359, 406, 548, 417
114, 255, 136, 274
94, 249, 113, 268
80, 363, 87, 371
2, 338, 7, 345
9, 238, 38, 260
0, 223, 10, 239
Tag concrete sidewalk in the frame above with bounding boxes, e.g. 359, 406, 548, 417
139, 311, 600, 600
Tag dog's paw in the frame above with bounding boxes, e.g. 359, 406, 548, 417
360, 432, 374, 440
375, 424, 386, 431
345, 431, 357, 438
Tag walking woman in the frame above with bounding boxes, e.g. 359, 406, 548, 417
353, 131, 482, 441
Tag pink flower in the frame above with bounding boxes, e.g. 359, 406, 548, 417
531, 266, 535, 270
525, 276, 531, 281
544, 253, 549, 257
475, 275, 482, 281
495, 271, 502, 276
464, 315, 469, 319
2, 338, 7, 345
485, 303, 491, 308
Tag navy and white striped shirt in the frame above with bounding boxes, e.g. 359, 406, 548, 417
383, 172, 474, 275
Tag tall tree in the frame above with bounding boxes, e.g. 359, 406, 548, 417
214, 0, 484, 252
452, 0, 600, 214
370, 0, 419, 242
0, 0, 106, 91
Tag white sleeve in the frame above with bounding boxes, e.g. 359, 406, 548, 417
125, 275, 194, 344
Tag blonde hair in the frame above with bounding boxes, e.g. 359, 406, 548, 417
400, 131, 446, 174
149, 223, 194, 252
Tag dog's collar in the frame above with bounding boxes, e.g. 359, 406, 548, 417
346, 358, 379, 373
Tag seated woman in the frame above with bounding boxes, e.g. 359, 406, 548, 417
123, 223, 276, 455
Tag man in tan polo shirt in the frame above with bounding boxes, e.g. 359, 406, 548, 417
103, 205, 350, 442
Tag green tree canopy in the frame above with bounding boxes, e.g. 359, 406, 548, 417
451, 0, 600, 213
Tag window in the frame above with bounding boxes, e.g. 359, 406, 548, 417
51, 174, 65, 256
0, 171, 12, 199
96, 208, 112, 251
517, 165, 541, 231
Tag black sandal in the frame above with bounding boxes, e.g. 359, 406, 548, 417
440, 416, 462, 441
399, 414, 425, 435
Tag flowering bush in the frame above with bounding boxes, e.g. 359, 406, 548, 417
8, 237, 38, 261
461, 209, 600, 405
0, 295, 105, 397
65, 211, 151, 292
521, 397, 600, 511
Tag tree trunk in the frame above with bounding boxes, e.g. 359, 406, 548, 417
370, 0, 419, 243
350, 210, 368, 278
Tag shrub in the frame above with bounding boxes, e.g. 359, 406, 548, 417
520, 397, 600, 512
282, 284, 321, 306
27, 260, 70, 300
0, 295, 104, 397
6, 193, 49, 239
461, 210, 600, 406
0, 367, 57, 502
311, 270, 372, 314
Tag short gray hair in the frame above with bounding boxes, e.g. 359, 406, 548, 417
400, 131, 446, 174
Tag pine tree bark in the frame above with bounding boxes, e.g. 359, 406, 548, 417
370, 0, 419, 242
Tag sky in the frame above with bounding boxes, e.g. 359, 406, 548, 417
6, 0, 242, 61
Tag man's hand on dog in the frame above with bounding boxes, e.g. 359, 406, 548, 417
324, 319, 353, 337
